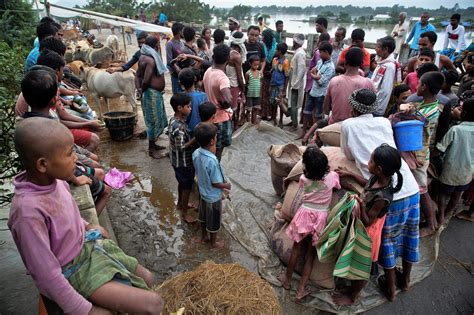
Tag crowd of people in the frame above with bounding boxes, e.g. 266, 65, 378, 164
7, 9, 474, 314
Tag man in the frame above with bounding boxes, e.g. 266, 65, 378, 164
136, 36, 169, 159
406, 31, 455, 73
336, 28, 371, 76
257, 16, 267, 33
228, 17, 241, 36
203, 45, 233, 160
274, 20, 284, 44
406, 12, 436, 58
227, 32, 246, 125
243, 25, 265, 73
324, 47, 374, 124
315, 16, 329, 38
108, 31, 148, 73
166, 22, 185, 94
443, 13, 466, 53
391, 12, 410, 59
25, 22, 59, 71
209, 29, 226, 61
288, 34, 306, 131
139, 10, 146, 22
331, 27, 347, 66
159, 11, 168, 26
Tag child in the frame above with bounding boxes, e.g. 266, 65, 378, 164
435, 98, 474, 225
179, 68, 208, 136
408, 71, 445, 237
372, 36, 400, 116
169, 93, 196, 223
304, 41, 335, 135
440, 69, 460, 102
192, 122, 231, 249
278, 146, 340, 301
198, 101, 217, 123
10, 118, 163, 314
368, 53, 377, 78
245, 55, 262, 124
334, 144, 403, 305
196, 38, 210, 62
385, 84, 411, 116
20, 69, 111, 215
270, 42, 290, 127
403, 49, 435, 93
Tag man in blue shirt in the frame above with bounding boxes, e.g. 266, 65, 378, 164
406, 12, 436, 58
159, 11, 167, 26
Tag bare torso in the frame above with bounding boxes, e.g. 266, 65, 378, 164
136, 55, 165, 92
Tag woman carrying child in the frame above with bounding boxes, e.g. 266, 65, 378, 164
334, 144, 403, 305
278, 146, 340, 300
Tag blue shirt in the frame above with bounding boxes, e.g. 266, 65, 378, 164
25, 46, 40, 71
406, 22, 436, 50
309, 59, 335, 98
159, 13, 167, 24
186, 91, 208, 135
192, 147, 225, 203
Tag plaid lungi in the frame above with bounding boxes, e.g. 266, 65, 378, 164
141, 88, 168, 141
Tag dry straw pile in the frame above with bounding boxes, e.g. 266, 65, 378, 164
155, 261, 282, 314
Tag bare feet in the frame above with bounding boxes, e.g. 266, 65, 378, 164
191, 235, 209, 244
295, 286, 312, 301
277, 272, 291, 290
211, 238, 225, 249
378, 276, 395, 302
419, 226, 435, 238
395, 268, 409, 292
181, 214, 197, 224
332, 292, 356, 306
456, 210, 474, 222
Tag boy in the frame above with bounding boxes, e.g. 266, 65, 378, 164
403, 48, 435, 93
435, 98, 474, 224
408, 71, 445, 237
386, 84, 411, 116
166, 22, 185, 94
198, 101, 217, 123
179, 68, 208, 136
20, 69, 112, 215
270, 42, 290, 127
440, 69, 460, 102
192, 123, 231, 249
372, 36, 401, 116
10, 117, 163, 314
244, 55, 262, 124
169, 93, 196, 223
304, 41, 334, 135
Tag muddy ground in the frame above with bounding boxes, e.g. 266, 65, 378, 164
0, 28, 473, 315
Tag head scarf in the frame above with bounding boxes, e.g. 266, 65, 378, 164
293, 33, 305, 47
228, 17, 240, 26
349, 88, 378, 114
262, 29, 277, 63
229, 32, 247, 63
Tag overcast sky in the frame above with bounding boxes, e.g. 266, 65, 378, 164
51, 0, 471, 10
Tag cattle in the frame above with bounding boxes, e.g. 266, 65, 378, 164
73, 46, 114, 66
67, 60, 85, 76
106, 35, 119, 53
79, 66, 137, 118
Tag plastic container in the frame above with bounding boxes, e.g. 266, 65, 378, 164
393, 120, 424, 151
103, 111, 137, 141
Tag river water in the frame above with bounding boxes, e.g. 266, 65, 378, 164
214, 13, 473, 51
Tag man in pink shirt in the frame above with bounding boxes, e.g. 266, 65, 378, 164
203, 44, 233, 160
9, 118, 163, 314
324, 47, 375, 124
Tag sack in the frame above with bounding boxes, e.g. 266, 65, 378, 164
280, 181, 304, 221
268, 143, 305, 178
271, 172, 285, 196
317, 122, 342, 147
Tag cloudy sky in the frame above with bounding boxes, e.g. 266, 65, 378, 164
51, 0, 471, 9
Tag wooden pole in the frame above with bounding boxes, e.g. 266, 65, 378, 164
43, 0, 50, 17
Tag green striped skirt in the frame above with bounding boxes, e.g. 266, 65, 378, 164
64, 239, 149, 297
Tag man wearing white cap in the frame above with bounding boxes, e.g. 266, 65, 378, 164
228, 17, 241, 36
288, 34, 306, 130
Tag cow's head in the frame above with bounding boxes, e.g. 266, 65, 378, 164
79, 65, 89, 82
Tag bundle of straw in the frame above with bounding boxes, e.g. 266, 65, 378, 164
155, 261, 282, 315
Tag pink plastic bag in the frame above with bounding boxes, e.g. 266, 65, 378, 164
104, 168, 133, 189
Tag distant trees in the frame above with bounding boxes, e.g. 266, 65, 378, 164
0, 0, 36, 48
228, 5, 252, 21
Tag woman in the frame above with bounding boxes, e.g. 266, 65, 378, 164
261, 29, 277, 120
201, 27, 213, 59
392, 12, 410, 59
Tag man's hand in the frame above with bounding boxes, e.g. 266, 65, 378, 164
88, 121, 106, 132
106, 67, 121, 74
72, 175, 92, 186
85, 224, 110, 239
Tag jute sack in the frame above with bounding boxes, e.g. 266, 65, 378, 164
317, 122, 342, 147
268, 143, 306, 195
283, 147, 365, 195
270, 214, 335, 289
279, 181, 304, 221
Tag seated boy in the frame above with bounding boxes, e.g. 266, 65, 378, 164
179, 68, 208, 137
10, 117, 163, 314
168, 93, 197, 223
192, 122, 231, 249
20, 69, 111, 215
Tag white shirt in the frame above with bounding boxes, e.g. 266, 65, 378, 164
371, 54, 397, 116
289, 47, 307, 90
341, 114, 419, 200
443, 24, 467, 52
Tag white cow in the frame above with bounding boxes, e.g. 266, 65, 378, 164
106, 35, 119, 53
80, 66, 137, 118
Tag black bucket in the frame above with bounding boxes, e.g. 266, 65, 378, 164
103, 111, 137, 141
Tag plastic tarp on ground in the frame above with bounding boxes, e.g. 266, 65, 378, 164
220, 122, 444, 313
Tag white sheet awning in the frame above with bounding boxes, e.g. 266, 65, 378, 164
38, 1, 172, 33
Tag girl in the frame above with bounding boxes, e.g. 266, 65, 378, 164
245, 55, 262, 124
334, 144, 403, 305
278, 146, 340, 300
